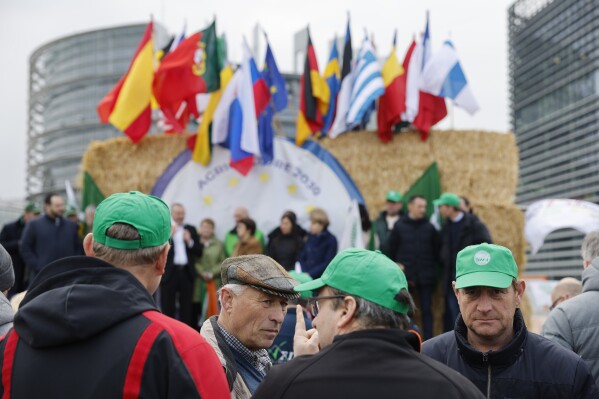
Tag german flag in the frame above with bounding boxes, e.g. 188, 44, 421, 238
97, 21, 154, 143
296, 31, 329, 146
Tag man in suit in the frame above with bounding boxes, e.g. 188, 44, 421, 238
161, 203, 202, 328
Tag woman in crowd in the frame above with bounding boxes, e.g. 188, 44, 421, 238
232, 217, 263, 256
266, 211, 305, 270
298, 208, 337, 279
193, 218, 226, 327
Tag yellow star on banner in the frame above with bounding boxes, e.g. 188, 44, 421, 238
228, 177, 239, 187
259, 172, 270, 183
305, 204, 315, 213
203, 195, 213, 206
287, 184, 297, 195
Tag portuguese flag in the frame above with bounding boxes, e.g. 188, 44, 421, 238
153, 21, 220, 131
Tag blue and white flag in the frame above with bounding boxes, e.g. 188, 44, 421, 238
346, 38, 384, 127
420, 40, 479, 114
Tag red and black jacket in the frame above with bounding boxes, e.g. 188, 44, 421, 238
0, 256, 229, 398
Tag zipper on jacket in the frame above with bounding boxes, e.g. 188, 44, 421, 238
482, 352, 491, 399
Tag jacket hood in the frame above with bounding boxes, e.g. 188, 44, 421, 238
15, 256, 157, 348
583, 258, 599, 292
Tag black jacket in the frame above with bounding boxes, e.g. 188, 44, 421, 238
440, 212, 491, 294
253, 328, 485, 399
266, 232, 304, 271
422, 310, 599, 399
0, 218, 26, 290
388, 215, 440, 285
163, 224, 202, 283
0, 256, 229, 398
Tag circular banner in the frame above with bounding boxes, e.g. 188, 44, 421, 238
151, 137, 364, 241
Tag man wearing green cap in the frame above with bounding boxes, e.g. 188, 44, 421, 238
423, 243, 598, 398
0, 191, 230, 398
0, 202, 41, 296
434, 192, 491, 331
253, 248, 485, 399
373, 190, 404, 257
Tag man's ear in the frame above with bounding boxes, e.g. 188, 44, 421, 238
337, 296, 358, 329
515, 280, 526, 307
452, 281, 459, 301
220, 288, 235, 312
83, 233, 95, 256
154, 245, 169, 276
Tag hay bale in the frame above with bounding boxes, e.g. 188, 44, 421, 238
79, 134, 188, 195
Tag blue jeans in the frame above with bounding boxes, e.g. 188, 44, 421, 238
417, 284, 435, 340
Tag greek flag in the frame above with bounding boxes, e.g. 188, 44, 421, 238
345, 38, 384, 127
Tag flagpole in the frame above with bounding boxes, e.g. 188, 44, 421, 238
450, 101, 454, 130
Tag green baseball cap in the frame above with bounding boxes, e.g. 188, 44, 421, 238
93, 191, 171, 250
65, 205, 77, 217
288, 271, 314, 299
455, 243, 518, 289
24, 202, 41, 213
433, 192, 460, 208
294, 248, 410, 314
386, 190, 402, 203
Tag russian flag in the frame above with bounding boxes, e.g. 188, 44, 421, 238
214, 41, 270, 176
420, 40, 479, 115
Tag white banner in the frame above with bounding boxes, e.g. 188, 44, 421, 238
151, 138, 364, 244
525, 199, 599, 254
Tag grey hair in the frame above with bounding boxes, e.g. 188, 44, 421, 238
329, 287, 416, 330
218, 283, 248, 305
92, 223, 168, 267
581, 231, 599, 262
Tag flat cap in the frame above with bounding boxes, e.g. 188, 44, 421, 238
221, 255, 300, 300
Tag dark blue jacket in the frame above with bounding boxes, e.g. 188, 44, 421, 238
20, 215, 81, 280
422, 310, 599, 399
269, 307, 312, 364
298, 229, 337, 279
388, 215, 440, 285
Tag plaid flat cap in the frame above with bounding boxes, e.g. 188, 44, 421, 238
221, 255, 301, 300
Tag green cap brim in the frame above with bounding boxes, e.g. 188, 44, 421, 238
433, 199, 442, 206
294, 277, 325, 292
455, 271, 514, 289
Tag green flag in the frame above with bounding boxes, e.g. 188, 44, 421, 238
402, 162, 442, 218
81, 171, 105, 211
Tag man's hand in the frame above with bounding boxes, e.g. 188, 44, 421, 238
183, 229, 192, 245
293, 305, 319, 356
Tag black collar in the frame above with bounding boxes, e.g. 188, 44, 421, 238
454, 309, 527, 367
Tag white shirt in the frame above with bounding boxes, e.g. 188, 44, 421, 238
172, 225, 188, 266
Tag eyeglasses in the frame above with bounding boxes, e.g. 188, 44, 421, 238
307, 295, 347, 317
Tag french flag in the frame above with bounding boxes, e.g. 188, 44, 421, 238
420, 40, 479, 115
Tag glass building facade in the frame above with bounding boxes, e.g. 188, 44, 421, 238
27, 23, 168, 201
509, 0, 599, 277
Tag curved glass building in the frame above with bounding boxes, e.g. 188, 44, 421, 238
27, 23, 167, 200
509, 0, 599, 277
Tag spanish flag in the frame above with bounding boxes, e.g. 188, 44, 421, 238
97, 21, 154, 143
377, 31, 405, 143
296, 31, 329, 146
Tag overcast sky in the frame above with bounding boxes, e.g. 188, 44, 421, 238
0, 0, 515, 200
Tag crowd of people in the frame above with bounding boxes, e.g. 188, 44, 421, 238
0, 190, 598, 398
